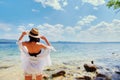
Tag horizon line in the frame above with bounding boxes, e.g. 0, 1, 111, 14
0, 39, 120, 43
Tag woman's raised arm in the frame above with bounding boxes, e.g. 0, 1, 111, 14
18, 32, 27, 41
40, 36, 51, 46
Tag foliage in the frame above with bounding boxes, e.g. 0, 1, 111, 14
106, 0, 120, 9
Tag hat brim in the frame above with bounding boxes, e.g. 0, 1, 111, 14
28, 32, 40, 38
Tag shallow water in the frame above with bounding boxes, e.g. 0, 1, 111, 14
0, 42, 120, 68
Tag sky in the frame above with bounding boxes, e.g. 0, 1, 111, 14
0, 0, 120, 42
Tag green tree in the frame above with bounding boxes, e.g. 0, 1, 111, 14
107, 0, 120, 10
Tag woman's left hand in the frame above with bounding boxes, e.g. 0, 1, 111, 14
40, 36, 46, 40
40, 36, 51, 46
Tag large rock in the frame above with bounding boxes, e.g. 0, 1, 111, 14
84, 64, 97, 72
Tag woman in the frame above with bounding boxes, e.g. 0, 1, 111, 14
18, 28, 53, 80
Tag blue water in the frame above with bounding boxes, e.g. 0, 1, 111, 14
0, 42, 120, 68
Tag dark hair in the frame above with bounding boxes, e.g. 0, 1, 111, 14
29, 36, 40, 42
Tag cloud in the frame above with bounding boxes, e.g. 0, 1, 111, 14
82, 0, 105, 6
75, 6, 79, 10
88, 20, 120, 34
62, 0, 68, 7
36, 18, 120, 42
0, 23, 22, 39
28, 23, 35, 27
44, 17, 49, 20
34, 0, 105, 11
77, 19, 120, 42
37, 23, 64, 41
34, 15, 95, 41
32, 9, 40, 12
18, 26, 26, 32
1, 33, 19, 39
34, 0, 68, 10
3, 16, 119, 42
35, 15, 91, 41
17, 23, 35, 32
0, 23, 11, 31
35, 23, 80, 41
93, 7, 98, 10
77, 15, 97, 26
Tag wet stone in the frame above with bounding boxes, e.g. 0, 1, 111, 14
52, 70, 66, 78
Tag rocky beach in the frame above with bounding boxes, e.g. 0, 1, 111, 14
0, 59, 120, 80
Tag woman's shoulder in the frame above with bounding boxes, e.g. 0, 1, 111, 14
36, 42, 44, 46
22, 41, 29, 45
36, 42, 47, 49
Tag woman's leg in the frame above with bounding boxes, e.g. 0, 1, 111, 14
25, 74, 32, 80
36, 74, 42, 80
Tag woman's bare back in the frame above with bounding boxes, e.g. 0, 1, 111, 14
22, 42, 46, 54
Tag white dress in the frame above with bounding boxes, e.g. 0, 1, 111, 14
18, 41, 55, 75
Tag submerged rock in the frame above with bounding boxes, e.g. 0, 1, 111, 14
115, 71, 120, 74
94, 73, 112, 80
112, 71, 120, 80
0, 65, 13, 69
77, 67, 81, 69
45, 68, 52, 71
97, 73, 106, 77
43, 75, 49, 79
75, 76, 91, 80
52, 70, 66, 78
75, 76, 84, 80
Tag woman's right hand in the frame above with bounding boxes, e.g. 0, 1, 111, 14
18, 31, 27, 41
22, 31, 27, 36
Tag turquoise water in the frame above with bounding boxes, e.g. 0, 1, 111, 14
0, 42, 120, 68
